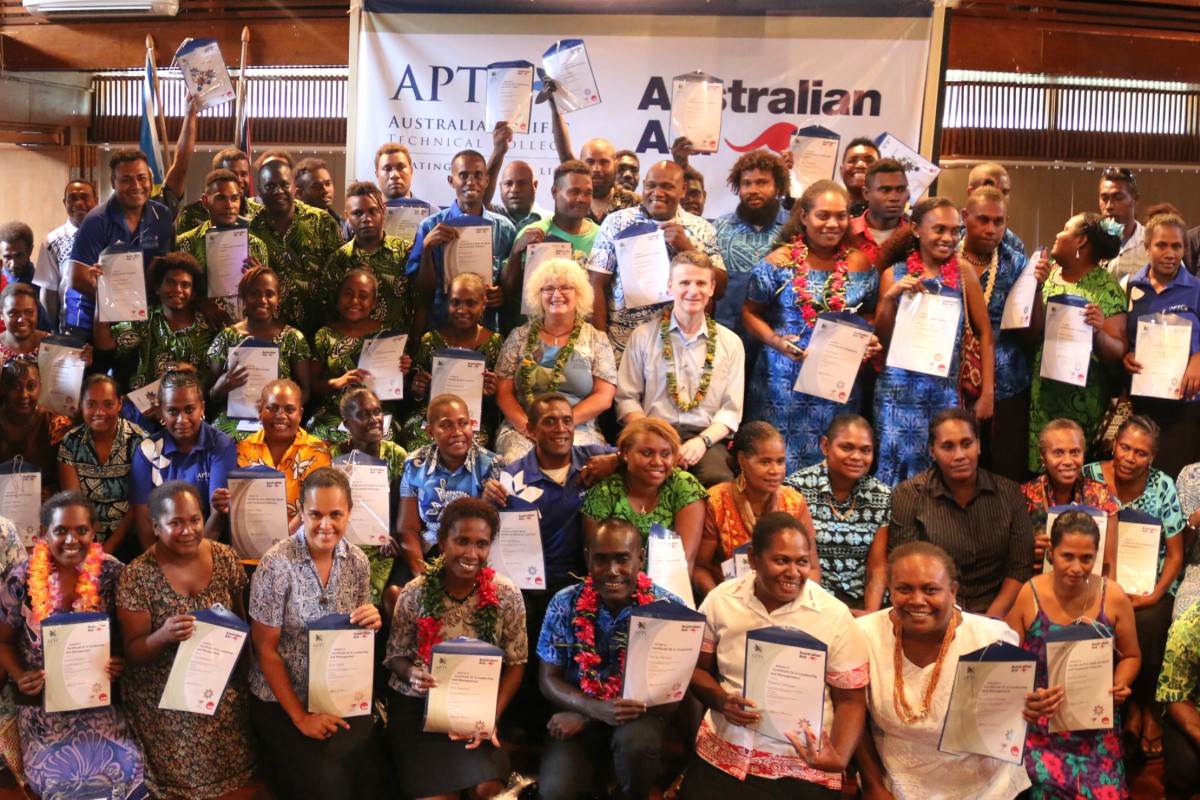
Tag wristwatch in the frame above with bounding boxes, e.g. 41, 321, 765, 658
700, 433, 714, 449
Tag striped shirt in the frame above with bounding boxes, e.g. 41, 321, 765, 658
33, 220, 78, 326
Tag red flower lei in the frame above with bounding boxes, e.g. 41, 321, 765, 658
786, 237, 851, 327
572, 573, 655, 699
905, 249, 960, 290
414, 556, 500, 668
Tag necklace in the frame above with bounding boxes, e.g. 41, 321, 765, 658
824, 490, 857, 521
541, 323, 574, 345
572, 573, 656, 699
28, 541, 105, 623
1053, 575, 1094, 621
905, 249, 961, 290
891, 607, 960, 723
661, 312, 717, 411
517, 320, 582, 406
414, 555, 500, 668
784, 237, 851, 327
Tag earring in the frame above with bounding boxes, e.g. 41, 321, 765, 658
736, 474, 746, 493
1075, 248, 1080, 260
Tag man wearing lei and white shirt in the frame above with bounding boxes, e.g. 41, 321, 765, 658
536, 519, 685, 800
615, 251, 744, 487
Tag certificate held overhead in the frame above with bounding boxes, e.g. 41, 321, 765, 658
486, 61, 534, 134
541, 40, 601, 113
670, 71, 723, 154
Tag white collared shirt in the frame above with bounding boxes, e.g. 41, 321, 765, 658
1102, 220, 1146, 282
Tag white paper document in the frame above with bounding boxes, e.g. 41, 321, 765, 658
720, 542, 751, 581
226, 340, 280, 420
173, 38, 237, 111
486, 61, 534, 134
670, 72, 723, 153
1042, 504, 1109, 577
938, 641, 1036, 764
308, 614, 375, 717
542, 40, 601, 113
490, 510, 546, 591
788, 125, 841, 193
1001, 252, 1041, 330
1131, 314, 1192, 400
127, 378, 162, 414
359, 332, 409, 401
622, 603, 705, 706
615, 226, 672, 310
794, 314, 872, 402
384, 199, 431, 242
1115, 509, 1161, 597
43, 613, 111, 713
38, 336, 86, 416
875, 132, 941, 203
1045, 625, 1114, 733
444, 223, 494, 289
424, 639, 504, 736
886, 290, 962, 377
430, 349, 486, 430
205, 227, 250, 299
0, 463, 40, 548
228, 466, 289, 560
743, 626, 828, 744
96, 248, 148, 323
522, 240, 573, 316
158, 605, 250, 715
332, 453, 392, 548
1041, 295, 1093, 387
647, 524, 694, 608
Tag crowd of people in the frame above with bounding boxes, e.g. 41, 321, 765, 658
1, 84, 1200, 800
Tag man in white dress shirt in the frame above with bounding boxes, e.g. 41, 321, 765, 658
33, 180, 97, 332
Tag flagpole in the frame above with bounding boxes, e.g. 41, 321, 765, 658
234, 26, 250, 146
145, 35, 171, 171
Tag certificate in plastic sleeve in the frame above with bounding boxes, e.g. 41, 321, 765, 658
1001, 251, 1041, 330
38, 334, 86, 416
1040, 294, 1092, 387
384, 198, 431, 242
307, 614, 374, 717
0, 459, 40, 548
1131, 313, 1192, 400
228, 465, 289, 560
430, 348, 487, 430
1045, 623, 1114, 734
491, 510, 546, 591
159, 604, 250, 715
424, 638, 505, 736
43, 612, 111, 713
938, 640, 1036, 764
541, 40, 601, 113
96, 245, 148, 323
669, 72, 724, 153
358, 331, 409, 401
647, 524, 694, 608
225, 338, 280, 420
794, 312, 873, 402
444, 216, 494, 290
614, 222, 672, 311
743, 626, 828, 744
788, 125, 841, 193
172, 38, 237, 111
885, 283, 962, 378
486, 61, 535, 134
1115, 508, 1161, 597
875, 132, 941, 203
720, 542, 751, 581
205, 226, 250, 299
332, 452, 392, 547
622, 602, 705, 706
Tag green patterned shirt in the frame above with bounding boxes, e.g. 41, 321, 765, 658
113, 307, 216, 389
249, 201, 343, 337
1158, 600, 1200, 713
323, 235, 415, 332
175, 197, 264, 236
206, 324, 313, 381
176, 220, 271, 319
581, 468, 707, 540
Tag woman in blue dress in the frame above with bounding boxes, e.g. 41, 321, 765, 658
742, 179, 879, 473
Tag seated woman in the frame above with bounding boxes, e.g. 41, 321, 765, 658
1021, 418, 1119, 574
0, 491, 144, 796
1158, 601, 1200, 799
309, 268, 409, 445
331, 387, 407, 605
117, 480, 257, 799
1082, 414, 1186, 759
58, 375, 148, 558
0, 283, 56, 360
581, 417, 706, 574
1005, 511, 1140, 799
680, 511, 868, 800
385, 497, 527, 800
207, 265, 313, 442
1172, 460, 1200, 621
697, 421, 814, 598
785, 414, 891, 614
0, 356, 71, 497
248, 468, 386, 800
856, 541, 1032, 799
129, 367, 238, 551
494, 258, 615, 463
236, 379, 331, 533
401, 272, 502, 451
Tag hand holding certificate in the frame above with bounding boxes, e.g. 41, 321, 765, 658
43, 613, 112, 713
159, 605, 250, 715
206, 226, 250, 299
614, 222, 671, 310
430, 349, 487, 430
1041, 294, 1093, 387
228, 465, 289, 560
1001, 251, 1042, 330
938, 641, 1036, 763
359, 331, 409, 401
225, 339, 280, 420
424, 638, 504, 737
173, 38, 236, 111
444, 217, 494, 289
670, 72, 723, 154
1131, 313, 1192, 399
743, 626, 828, 744
38, 335, 86, 416
96, 246, 148, 323
886, 284, 962, 377
623, 603, 705, 706
794, 312, 872, 402
308, 614, 375, 718
486, 61, 534, 134
1045, 623, 1115, 733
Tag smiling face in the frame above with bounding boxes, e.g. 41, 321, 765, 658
889, 553, 958, 638
964, 196, 1007, 255
552, 172, 593, 224
622, 431, 675, 489
1, 293, 36, 341
111, 159, 152, 213
258, 162, 295, 217
640, 162, 685, 222
202, 179, 242, 227
43, 504, 95, 568
821, 423, 875, 483
1112, 426, 1155, 483
440, 517, 494, 585
1, 365, 39, 418
1148, 225, 1185, 283
160, 383, 204, 446
538, 276, 578, 319
749, 528, 811, 610
930, 418, 979, 484
152, 491, 205, 557
426, 399, 473, 459
1041, 426, 1085, 488
448, 154, 488, 212
64, 181, 98, 228
157, 268, 195, 313
242, 272, 280, 322
666, 261, 715, 317
302, 484, 351, 557
913, 205, 962, 265
296, 167, 335, 213
586, 524, 644, 610
81, 381, 121, 436
345, 393, 385, 446
737, 435, 787, 496
1050, 531, 1097, 586
337, 273, 377, 323
259, 383, 302, 445
801, 191, 850, 251
530, 399, 574, 459
446, 279, 485, 331
1050, 215, 1086, 264
840, 145, 878, 193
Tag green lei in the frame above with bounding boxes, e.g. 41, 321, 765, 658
661, 312, 717, 412
517, 320, 582, 406
417, 556, 500, 647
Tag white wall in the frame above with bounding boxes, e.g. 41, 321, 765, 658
0, 147, 73, 250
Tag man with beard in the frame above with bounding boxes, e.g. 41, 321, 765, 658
294, 157, 345, 235
615, 150, 640, 194
840, 137, 880, 218
967, 162, 1026, 261
34, 180, 97, 332
174, 148, 263, 235
848, 158, 909, 272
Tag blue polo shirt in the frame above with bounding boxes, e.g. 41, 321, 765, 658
65, 194, 174, 331
399, 442, 505, 551
1127, 264, 1200, 356
129, 421, 237, 513
499, 444, 615, 582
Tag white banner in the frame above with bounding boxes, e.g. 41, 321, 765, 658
350, 9, 933, 218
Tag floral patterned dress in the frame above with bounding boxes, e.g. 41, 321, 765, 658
399, 329, 503, 452
308, 325, 401, 445
116, 543, 255, 799
1022, 579, 1126, 800
207, 325, 313, 441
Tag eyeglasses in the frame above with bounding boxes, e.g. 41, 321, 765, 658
540, 286, 576, 296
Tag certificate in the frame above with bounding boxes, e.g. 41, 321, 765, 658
490, 510, 546, 591
359, 331, 409, 401
430, 348, 487, 430
1131, 313, 1192, 400
647, 524, 694, 608
158, 604, 250, 715
127, 378, 162, 414
332, 453, 392, 548
623, 603, 706, 706
794, 312, 872, 402
444, 216, 494, 289
96, 246, 148, 323
172, 38, 236, 111
37, 334, 86, 416
788, 125, 841, 193
1041, 294, 1092, 387
1001, 251, 1041, 330
670, 72, 723, 154
614, 222, 672, 310
885, 286, 962, 377
424, 638, 504, 736
522, 238, 573, 316
486, 61, 534, 134
228, 465, 289, 560
743, 626, 828, 744
1115, 508, 1161, 597
384, 199, 431, 242
1042, 504, 1108, 576
720, 542, 751, 581
875, 132, 941, 203
938, 641, 1036, 764
0, 460, 40, 548
1045, 623, 1114, 734
307, 614, 374, 717
225, 338, 280, 420
542, 39, 601, 113
43, 612, 111, 713
205, 226, 250, 299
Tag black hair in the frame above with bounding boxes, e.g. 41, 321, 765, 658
1101, 166, 1138, 196
39, 490, 95, 528
437, 497, 499, 544
843, 137, 880, 159
864, 158, 907, 189
887, 541, 959, 585
147, 480, 203, 523
1050, 509, 1100, 549
300, 467, 353, 509
1114, 414, 1161, 453
527, 392, 572, 426
109, 149, 149, 174
729, 421, 783, 476
726, 149, 787, 196
149, 252, 206, 300
880, 196, 961, 268
1075, 213, 1122, 262
825, 413, 872, 442
775, 179, 849, 245
554, 159, 590, 185
928, 407, 979, 447
203, 168, 240, 192
750, 511, 812, 554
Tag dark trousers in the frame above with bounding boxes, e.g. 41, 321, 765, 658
508, 580, 574, 740
539, 713, 667, 800
678, 753, 840, 800
981, 389, 1032, 483
677, 433, 733, 488
1164, 711, 1200, 798
1134, 592, 1176, 703
1133, 396, 1200, 480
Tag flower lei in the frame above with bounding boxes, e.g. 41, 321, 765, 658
28, 541, 105, 623
414, 556, 500, 668
785, 237, 851, 327
905, 249, 960, 290
661, 312, 717, 412
572, 573, 655, 699
517, 320, 582, 406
